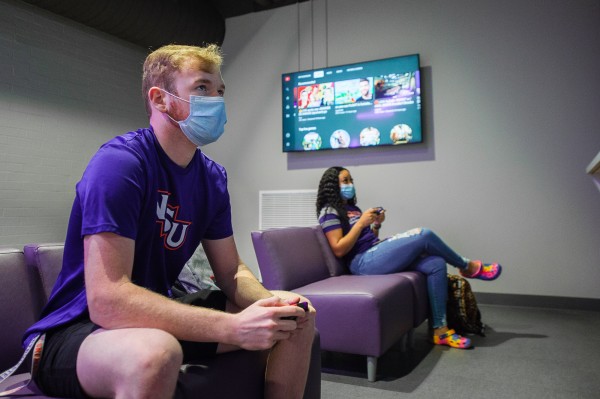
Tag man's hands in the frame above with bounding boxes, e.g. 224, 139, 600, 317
228, 295, 312, 350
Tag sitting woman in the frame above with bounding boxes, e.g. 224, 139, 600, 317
316, 166, 502, 349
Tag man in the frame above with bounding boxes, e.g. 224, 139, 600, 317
22, 44, 315, 399
355, 78, 373, 101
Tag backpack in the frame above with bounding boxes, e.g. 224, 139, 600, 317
446, 274, 486, 336
171, 245, 219, 298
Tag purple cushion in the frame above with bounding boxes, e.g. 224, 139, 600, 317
395, 271, 429, 327
252, 227, 330, 291
294, 274, 414, 356
0, 374, 60, 399
0, 247, 42, 374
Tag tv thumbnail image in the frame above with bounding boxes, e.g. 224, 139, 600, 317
374, 71, 419, 100
301, 122, 415, 151
296, 78, 376, 110
334, 77, 374, 105
297, 83, 335, 109
302, 131, 322, 150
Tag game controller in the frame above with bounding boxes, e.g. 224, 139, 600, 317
374, 207, 385, 214
282, 301, 309, 320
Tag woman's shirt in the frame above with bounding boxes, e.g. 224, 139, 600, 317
318, 204, 379, 264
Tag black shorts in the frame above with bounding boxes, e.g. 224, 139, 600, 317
35, 290, 227, 399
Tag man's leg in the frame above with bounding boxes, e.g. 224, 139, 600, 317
77, 328, 183, 398
217, 291, 315, 399
265, 291, 315, 399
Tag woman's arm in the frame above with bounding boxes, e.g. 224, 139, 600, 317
324, 209, 377, 258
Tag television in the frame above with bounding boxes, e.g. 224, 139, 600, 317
282, 54, 422, 152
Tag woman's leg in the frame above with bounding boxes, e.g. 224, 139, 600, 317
413, 256, 473, 349
409, 228, 470, 269
350, 227, 469, 275
410, 256, 448, 329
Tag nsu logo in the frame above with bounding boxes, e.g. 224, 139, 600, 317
156, 190, 192, 250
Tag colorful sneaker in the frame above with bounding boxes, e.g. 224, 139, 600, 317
433, 329, 472, 349
460, 260, 502, 281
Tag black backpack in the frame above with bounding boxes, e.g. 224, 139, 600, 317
446, 274, 486, 336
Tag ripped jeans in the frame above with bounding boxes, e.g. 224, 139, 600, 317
349, 228, 470, 329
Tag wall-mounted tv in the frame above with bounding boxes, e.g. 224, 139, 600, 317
282, 54, 422, 152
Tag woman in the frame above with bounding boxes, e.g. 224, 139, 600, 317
316, 166, 502, 349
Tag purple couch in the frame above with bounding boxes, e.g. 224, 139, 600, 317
0, 244, 321, 398
252, 226, 430, 382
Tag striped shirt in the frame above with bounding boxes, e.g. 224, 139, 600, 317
318, 204, 379, 264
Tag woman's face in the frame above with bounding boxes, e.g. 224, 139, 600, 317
338, 169, 353, 187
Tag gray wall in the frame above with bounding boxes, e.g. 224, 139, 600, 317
0, 0, 148, 245
214, 0, 600, 299
0, 0, 598, 299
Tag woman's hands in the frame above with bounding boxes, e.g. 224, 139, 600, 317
358, 208, 377, 227
359, 207, 385, 228
324, 207, 387, 258
374, 207, 386, 225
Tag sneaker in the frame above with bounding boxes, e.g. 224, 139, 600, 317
460, 260, 502, 281
433, 329, 472, 349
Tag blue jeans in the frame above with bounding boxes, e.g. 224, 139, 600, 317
349, 228, 469, 329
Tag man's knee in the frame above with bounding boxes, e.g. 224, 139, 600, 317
129, 329, 183, 377
78, 328, 183, 397
301, 316, 316, 344
103, 329, 183, 391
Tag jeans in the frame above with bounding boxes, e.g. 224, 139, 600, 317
349, 228, 469, 329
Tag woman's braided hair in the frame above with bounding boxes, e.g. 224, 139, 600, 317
316, 166, 356, 231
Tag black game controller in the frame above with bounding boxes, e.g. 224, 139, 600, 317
374, 207, 385, 215
282, 301, 309, 320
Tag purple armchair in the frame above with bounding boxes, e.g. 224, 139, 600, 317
252, 225, 429, 382
0, 244, 321, 399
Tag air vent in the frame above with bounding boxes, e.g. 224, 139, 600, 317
259, 190, 317, 230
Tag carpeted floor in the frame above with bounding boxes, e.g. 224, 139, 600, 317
320, 304, 600, 398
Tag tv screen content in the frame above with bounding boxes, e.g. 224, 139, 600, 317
282, 54, 422, 152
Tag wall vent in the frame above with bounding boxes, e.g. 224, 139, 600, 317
259, 190, 318, 230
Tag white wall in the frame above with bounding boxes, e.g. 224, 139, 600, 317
0, 0, 598, 300
214, 0, 600, 299
0, 0, 148, 245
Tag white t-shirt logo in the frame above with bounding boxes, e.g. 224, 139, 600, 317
156, 190, 192, 250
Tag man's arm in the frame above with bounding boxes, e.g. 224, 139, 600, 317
84, 232, 303, 350
201, 236, 284, 309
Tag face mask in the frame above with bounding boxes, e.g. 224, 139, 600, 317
162, 90, 227, 147
340, 183, 355, 200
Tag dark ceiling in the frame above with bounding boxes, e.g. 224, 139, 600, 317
21, 0, 308, 49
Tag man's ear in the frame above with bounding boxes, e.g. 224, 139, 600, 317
148, 87, 167, 113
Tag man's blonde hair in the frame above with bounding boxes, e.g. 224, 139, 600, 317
142, 44, 223, 116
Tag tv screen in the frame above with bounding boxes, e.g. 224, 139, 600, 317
282, 54, 422, 152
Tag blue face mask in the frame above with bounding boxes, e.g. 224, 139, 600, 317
163, 90, 227, 147
340, 183, 355, 200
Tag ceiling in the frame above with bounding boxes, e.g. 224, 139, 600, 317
21, 0, 308, 48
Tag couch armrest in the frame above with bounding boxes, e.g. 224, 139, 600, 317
24, 243, 64, 305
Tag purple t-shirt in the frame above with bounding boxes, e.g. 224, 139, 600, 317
23, 127, 232, 347
318, 204, 378, 264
